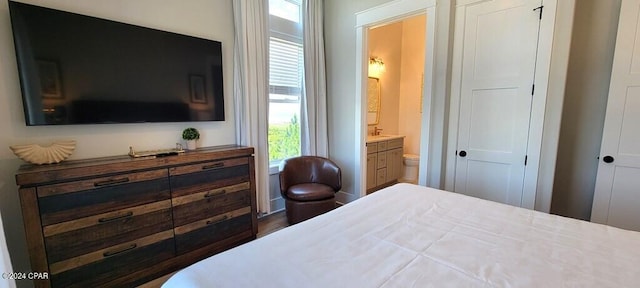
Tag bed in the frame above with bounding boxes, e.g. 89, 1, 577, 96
163, 183, 640, 287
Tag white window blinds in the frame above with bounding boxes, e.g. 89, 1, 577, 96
269, 37, 302, 100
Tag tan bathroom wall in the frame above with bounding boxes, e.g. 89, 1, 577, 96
398, 15, 426, 155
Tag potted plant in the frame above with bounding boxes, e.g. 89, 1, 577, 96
182, 128, 200, 150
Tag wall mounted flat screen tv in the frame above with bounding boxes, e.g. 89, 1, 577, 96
9, 1, 225, 125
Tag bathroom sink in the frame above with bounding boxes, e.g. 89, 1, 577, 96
367, 134, 402, 142
368, 136, 389, 140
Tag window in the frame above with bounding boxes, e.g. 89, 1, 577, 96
268, 0, 303, 165
269, 0, 300, 23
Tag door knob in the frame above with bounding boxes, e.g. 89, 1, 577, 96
459, 150, 467, 157
603, 155, 614, 163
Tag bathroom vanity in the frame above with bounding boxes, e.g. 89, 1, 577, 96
366, 135, 404, 194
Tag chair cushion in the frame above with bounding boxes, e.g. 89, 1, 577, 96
286, 183, 335, 202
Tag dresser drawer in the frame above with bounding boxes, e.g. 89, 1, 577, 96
49, 230, 175, 288
172, 182, 251, 227
169, 158, 250, 198
37, 169, 170, 226
43, 200, 173, 264
174, 208, 252, 255
169, 157, 249, 176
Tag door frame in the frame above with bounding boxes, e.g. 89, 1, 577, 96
354, 0, 439, 199
444, 0, 574, 210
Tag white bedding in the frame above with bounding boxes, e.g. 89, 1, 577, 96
163, 183, 640, 287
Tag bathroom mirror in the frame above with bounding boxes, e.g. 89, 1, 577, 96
367, 77, 380, 125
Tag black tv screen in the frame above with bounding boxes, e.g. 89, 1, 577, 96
9, 1, 225, 125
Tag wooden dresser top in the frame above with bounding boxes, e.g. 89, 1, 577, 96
15, 145, 254, 187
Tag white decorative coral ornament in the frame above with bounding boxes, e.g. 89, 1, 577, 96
10, 140, 76, 165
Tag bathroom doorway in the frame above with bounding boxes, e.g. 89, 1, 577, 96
364, 14, 426, 193
354, 0, 437, 198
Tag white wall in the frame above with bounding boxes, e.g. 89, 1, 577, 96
325, 0, 392, 202
0, 1, 234, 286
550, 0, 621, 220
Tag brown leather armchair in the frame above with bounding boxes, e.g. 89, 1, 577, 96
279, 156, 342, 225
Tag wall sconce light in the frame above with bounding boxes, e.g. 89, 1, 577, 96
368, 57, 385, 78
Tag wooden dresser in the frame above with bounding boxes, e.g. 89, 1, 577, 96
15, 145, 257, 288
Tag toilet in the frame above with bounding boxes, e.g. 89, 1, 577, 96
401, 154, 420, 184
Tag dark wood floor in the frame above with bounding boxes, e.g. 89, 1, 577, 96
257, 210, 288, 238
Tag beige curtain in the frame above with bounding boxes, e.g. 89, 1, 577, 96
232, 0, 271, 214
301, 0, 329, 157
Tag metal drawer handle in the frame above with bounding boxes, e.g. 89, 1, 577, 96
98, 211, 134, 223
202, 163, 225, 170
206, 215, 228, 226
103, 243, 137, 258
204, 190, 226, 198
94, 177, 130, 187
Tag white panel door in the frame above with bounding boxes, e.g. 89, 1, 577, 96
454, 0, 541, 206
592, 0, 640, 231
